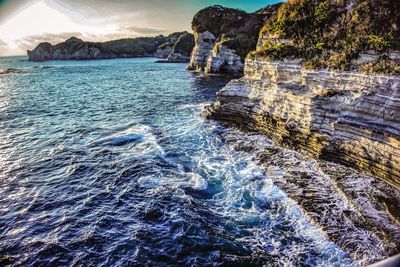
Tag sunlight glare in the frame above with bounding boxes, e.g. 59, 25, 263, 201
0, 1, 118, 45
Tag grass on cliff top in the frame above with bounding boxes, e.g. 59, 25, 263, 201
251, 0, 400, 74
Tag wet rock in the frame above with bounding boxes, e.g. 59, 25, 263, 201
209, 58, 400, 189
219, 130, 400, 265
0, 68, 26, 75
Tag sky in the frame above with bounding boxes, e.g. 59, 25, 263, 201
0, 0, 282, 56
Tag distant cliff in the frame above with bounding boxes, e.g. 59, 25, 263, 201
187, 4, 281, 75
27, 32, 194, 62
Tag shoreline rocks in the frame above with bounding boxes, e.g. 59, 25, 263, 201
219, 129, 400, 265
207, 57, 400, 264
208, 58, 400, 189
155, 32, 195, 63
200, 1, 400, 264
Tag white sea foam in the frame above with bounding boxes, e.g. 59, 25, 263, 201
190, 172, 208, 190
177, 103, 208, 110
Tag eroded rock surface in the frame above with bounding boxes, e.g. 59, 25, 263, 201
209, 59, 400, 189
188, 5, 280, 75
219, 130, 400, 265
207, 58, 400, 264
156, 32, 195, 63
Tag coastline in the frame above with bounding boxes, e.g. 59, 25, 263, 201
207, 120, 400, 264
16, 1, 400, 265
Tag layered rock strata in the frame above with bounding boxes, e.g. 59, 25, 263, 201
208, 58, 400, 189
220, 129, 400, 265
207, 58, 400, 263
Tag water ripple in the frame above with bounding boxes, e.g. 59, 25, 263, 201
0, 57, 377, 266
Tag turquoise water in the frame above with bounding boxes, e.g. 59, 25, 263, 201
0, 57, 355, 266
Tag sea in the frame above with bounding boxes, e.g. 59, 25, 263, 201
0, 57, 363, 266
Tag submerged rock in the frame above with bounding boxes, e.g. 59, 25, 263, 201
0, 68, 26, 75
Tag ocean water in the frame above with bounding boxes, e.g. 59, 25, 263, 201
0, 57, 357, 266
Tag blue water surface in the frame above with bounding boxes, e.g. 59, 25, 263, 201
0, 57, 355, 266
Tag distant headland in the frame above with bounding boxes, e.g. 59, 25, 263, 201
27, 32, 194, 63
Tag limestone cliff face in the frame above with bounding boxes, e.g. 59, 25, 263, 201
28, 32, 194, 62
208, 58, 400, 189
203, 1, 400, 264
157, 32, 195, 63
154, 44, 173, 59
187, 5, 280, 75
207, 57, 400, 264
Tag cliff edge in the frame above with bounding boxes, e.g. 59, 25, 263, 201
206, 0, 400, 264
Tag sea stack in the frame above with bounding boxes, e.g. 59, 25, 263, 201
188, 4, 281, 75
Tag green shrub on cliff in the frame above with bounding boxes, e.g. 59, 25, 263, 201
249, 42, 301, 60
367, 35, 391, 52
256, 0, 400, 74
361, 56, 400, 75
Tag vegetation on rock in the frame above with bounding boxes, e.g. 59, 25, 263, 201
251, 0, 400, 74
171, 32, 195, 56
191, 5, 280, 60
28, 32, 194, 62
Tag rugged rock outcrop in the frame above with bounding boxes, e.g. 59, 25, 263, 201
28, 32, 194, 62
207, 57, 400, 264
205, 0, 400, 264
209, 58, 400, 188
206, 0, 400, 188
220, 128, 400, 265
154, 43, 173, 59
252, 0, 400, 74
187, 4, 280, 75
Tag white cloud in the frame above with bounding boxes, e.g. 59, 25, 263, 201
0, 0, 119, 55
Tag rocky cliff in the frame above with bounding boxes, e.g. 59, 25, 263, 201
209, 58, 400, 188
28, 32, 194, 62
206, 0, 400, 187
206, 0, 400, 264
207, 57, 400, 265
187, 4, 280, 75
253, 0, 400, 74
